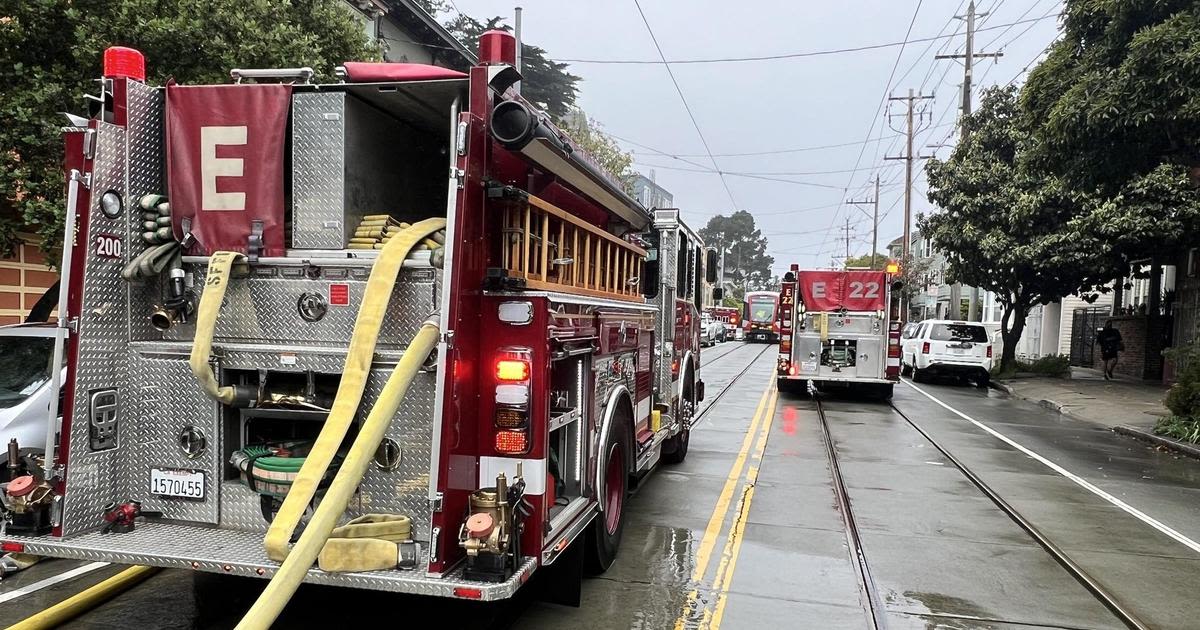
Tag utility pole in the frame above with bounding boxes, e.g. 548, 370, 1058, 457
886, 89, 934, 317
844, 217, 851, 263
936, 0, 1001, 320
848, 175, 880, 269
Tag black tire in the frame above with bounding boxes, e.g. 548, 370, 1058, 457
976, 372, 990, 388
911, 366, 927, 383
585, 418, 631, 574
663, 374, 694, 465
901, 361, 912, 378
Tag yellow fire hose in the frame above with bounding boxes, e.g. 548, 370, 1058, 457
7, 565, 160, 630
176, 218, 445, 629
237, 320, 439, 630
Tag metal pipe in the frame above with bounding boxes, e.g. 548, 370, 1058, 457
44, 170, 83, 474
514, 6, 523, 92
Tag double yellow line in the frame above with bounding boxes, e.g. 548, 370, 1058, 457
675, 376, 779, 630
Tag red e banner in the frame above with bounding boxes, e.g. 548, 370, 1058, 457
166, 83, 290, 256
797, 271, 887, 311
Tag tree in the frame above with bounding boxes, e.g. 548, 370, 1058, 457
0, 0, 378, 254
697, 211, 774, 299
923, 86, 1111, 371
558, 108, 634, 186
443, 14, 579, 119
895, 254, 934, 316
843, 252, 889, 270
1022, 0, 1200, 265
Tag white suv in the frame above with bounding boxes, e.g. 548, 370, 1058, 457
901, 320, 993, 387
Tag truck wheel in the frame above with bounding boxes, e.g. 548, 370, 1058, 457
663, 375, 694, 464
911, 366, 926, 383
586, 419, 630, 574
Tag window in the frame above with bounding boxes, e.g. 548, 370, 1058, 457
0, 336, 53, 410
929, 323, 988, 343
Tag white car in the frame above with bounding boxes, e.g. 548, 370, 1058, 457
0, 324, 62, 479
700, 315, 725, 347
901, 319, 993, 387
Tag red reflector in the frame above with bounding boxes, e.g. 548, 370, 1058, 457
987, 345, 993, 358
922, 342, 930, 355
1, 541, 25, 553
495, 429, 529, 454
103, 46, 146, 82
454, 587, 483, 599
496, 359, 529, 382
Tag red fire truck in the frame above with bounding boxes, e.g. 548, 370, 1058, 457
776, 265, 902, 397
708, 305, 739, 341
0, 33, 713, 617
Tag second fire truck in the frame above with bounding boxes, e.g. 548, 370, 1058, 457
0, 32, 715, 624
776, 264, 903, 397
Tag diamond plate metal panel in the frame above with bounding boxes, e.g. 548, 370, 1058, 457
8, 523, 536, 600
129, 348, 221, 524
220, 482, 271, 532
125, 80, 166, 342
654, 229, 679, 398
62, 123, 129, 536
163, 266, 439, 348
292, 92, 348, 249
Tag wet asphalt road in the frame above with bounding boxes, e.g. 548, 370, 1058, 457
2, 342, 1200, 629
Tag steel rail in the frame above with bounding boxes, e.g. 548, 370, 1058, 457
888, 401, 1152, 630
699, 341, 749, 366
693, 344, 771, 426
814, 397, 889, 630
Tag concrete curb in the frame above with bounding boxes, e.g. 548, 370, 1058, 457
1112, 425, 1200, 460
992, 380, 1067, 415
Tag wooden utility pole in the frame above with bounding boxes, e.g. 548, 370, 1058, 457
886, 90, 933, 317
848, 175, 880, 269
936, 0, 1001, 320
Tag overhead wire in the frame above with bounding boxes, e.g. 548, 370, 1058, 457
630, 0, 741, 212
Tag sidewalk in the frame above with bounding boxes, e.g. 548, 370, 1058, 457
995, 367, 1169, 431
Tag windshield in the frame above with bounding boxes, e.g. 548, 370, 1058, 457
748, 300, 777, 323
930, 324, 988, 343
0, 336, 54, 409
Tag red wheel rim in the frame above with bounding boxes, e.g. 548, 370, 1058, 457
604, 444, 624, 535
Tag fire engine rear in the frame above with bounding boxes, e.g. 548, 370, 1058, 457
776, 265, 902, 398
0, 33, 712, 623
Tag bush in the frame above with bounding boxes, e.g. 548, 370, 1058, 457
1157, 342, 1200, 443
1154, 415, 1200, 444
1028, 354, 1070, 377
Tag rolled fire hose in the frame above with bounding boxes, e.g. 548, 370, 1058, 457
237, 320, 439, 630
189, 250, 249, 405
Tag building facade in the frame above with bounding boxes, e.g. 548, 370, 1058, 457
630, 172, 674, 210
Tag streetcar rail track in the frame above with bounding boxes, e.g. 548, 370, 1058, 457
887, 399, 1151, 630
693, 344, 771, 426
814, 397, 888, 630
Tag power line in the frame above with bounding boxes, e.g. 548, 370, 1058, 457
631, 0, 741, 212
556, 14, 1059, 65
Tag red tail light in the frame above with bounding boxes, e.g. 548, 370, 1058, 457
888, 344, 901, 358
494, 429, 529, 455
922, 342, 930, 355
987, 345, 993, 358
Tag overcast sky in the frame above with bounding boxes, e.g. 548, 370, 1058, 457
448, 0, 1063, 275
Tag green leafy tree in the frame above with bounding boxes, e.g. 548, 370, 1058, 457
0, 0, 378, 255
1022, 0, 1200, 265
443, 14, 579, 119
698, 211, 774, 299
843, 252, 889, 270
558, 108, 633, 187
924, 86, 1111, 371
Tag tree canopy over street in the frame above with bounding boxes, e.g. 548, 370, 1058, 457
698, 211, 774, 299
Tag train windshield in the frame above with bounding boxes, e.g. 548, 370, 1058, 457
748, 298, 777, 323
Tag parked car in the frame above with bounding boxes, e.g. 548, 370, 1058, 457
700, 314, 725, 347
0, 324, 62, 480
900, 319, 993, 387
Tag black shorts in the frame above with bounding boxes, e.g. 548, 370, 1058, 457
1101, 349, 1119, 361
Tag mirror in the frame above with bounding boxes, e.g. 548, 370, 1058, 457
705, 248, 719, 283
891, 280, 904, 292
713, 287, 724, 302
642, 259, 660, 298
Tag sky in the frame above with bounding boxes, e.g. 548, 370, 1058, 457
445, 0, 1064, 275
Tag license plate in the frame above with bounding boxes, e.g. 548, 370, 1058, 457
150, 468, 205, 499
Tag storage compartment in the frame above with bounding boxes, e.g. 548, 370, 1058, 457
547, 355, 589, 526
290, 81, 460, 249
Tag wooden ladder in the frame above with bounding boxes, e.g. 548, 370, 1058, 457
500, 194, 646, 302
